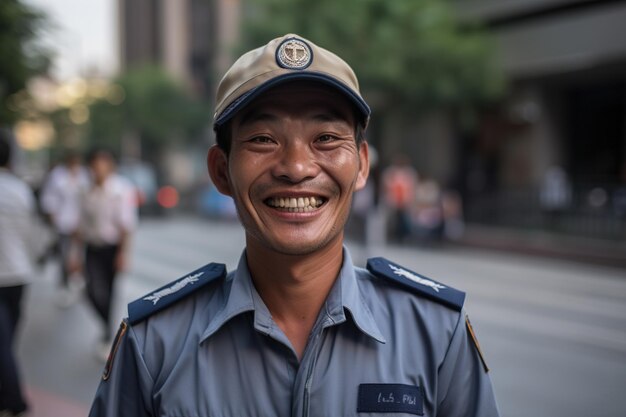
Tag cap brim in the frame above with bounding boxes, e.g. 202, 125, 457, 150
213, 72, 370, 130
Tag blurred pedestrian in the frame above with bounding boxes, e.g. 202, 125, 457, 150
382, 155, 418, 241
89, 34, 499, 416
0, 130, 33, 416
410, 177, 444, 243
441, 189, 465, 240
40, 150, 89, 307
540, 165, 571, 229
73, 147, 137, 360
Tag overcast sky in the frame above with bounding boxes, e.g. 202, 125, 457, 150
27, 0, 116, 80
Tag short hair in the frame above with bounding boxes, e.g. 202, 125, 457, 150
86, 146, 116, 165
0, 129, 12, 167
63, 149, 82, 164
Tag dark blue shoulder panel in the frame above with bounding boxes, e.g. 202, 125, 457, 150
128, 263, 227, 325
366, 257, 465, 311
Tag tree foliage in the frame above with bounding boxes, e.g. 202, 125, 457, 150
241, 0, 503, 114
87, 66, 209, 157
0, 0, 50, 125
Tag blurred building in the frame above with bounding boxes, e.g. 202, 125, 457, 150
455, 0, 626, 241
117, 0, 626, 245
118, 0, 240, 101
117, 0, 241, 207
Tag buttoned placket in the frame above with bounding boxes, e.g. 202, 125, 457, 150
246, 301, 336, 417
290, 309, 340, 417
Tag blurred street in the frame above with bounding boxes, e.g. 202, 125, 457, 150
17, 215, 626, 417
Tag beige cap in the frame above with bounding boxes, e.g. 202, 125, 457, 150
213, 34, 370, 129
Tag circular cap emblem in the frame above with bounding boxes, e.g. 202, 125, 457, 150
276, 38, 313, 69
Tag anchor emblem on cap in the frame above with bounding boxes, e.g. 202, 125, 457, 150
276, 38, 312, 69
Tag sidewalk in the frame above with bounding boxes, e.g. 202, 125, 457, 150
23, 387, 88, 417
458, 223, 626, 268
16, 261, 107, 417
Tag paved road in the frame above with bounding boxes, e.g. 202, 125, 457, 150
17, 216, 626, 417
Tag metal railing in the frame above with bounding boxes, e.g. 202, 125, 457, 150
465, 185, 626, 240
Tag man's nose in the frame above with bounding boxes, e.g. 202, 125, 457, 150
271, 141, 320, 183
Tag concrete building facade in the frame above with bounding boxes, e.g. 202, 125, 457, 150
455, 0, 626, 239
118, 0, 240, 101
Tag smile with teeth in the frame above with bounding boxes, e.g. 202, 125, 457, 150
265, 196, 325, 212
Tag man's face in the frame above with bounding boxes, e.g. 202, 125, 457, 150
208, 82, 369, 256
90, 153, 114, 184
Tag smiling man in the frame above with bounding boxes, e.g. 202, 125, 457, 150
89, 34, 499, 417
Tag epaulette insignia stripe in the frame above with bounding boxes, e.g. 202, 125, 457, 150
143, 271, 205, 305
127, 263, 227, 325
366, 257, 465, 311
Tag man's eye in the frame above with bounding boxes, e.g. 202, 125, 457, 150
317, 134, 337, 143
250, 136, 273, 144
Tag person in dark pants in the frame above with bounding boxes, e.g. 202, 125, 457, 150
0, 130, 35, 416
0, 287, 27, 416
73, 148, 137, 361
84, 244, 119, 331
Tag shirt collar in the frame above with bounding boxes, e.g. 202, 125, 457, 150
90, 173, 115, 191
200, 251, 257, 343
332, 248, 386, 343
200, 247, 386, 344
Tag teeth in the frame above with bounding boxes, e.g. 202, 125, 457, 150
266, 196, 324, 210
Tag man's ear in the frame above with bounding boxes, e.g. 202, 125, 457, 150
355, 141, 370, 191
207, 145, 232, 196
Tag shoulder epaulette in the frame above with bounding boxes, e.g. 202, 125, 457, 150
128, 263, 227, 325
366, 257, 465, 312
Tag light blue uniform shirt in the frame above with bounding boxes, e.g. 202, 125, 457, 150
89, 249, 499, 416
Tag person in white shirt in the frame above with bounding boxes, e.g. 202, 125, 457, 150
0, 130, 34, 416
40, 151, 89, 305
74, 147, 137, 359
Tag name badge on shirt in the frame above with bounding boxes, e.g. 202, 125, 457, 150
357, 383, 423, 415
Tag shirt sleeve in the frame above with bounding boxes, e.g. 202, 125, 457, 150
436, 310, 500, 417
40, 173, 60, 215
89, 321, 154, 417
